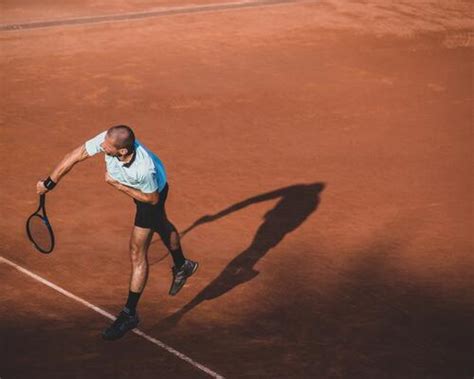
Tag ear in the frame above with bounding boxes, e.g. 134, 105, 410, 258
119, 148, 129, 156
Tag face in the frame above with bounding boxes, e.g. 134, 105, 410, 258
101, 135, 127, 157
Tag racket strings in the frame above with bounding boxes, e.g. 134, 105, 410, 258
28, 215, 53, 252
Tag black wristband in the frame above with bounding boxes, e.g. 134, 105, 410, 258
44, 176, 56, 190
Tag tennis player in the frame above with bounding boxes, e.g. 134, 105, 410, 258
36, 125, 198, 340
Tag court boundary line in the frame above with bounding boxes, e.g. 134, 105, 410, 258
0, 255, 225, 379
0, 0, 296, 32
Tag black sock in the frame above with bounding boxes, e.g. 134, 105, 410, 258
124, 291, 142, 315
170, 247, 186, 268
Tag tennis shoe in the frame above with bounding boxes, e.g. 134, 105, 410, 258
102, 309, 139, 341
169, 259, 199, 296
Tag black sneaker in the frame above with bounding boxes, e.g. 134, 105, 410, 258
169, 259, 199, 296
102, 309, 139, 341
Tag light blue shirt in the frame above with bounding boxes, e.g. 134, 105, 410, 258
85, 131, 167, 193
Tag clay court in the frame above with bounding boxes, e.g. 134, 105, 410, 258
1, 1, 473, 378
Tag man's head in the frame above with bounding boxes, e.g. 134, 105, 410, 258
101, 125, 135, 158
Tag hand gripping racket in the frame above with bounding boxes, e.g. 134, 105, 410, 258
26, 194, 55, 254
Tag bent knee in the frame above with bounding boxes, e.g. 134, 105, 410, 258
169, 231, 180, 250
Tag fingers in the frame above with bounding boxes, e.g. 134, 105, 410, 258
36, 180, 47, 195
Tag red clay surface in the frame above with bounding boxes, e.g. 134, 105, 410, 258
1, 1, 473, 378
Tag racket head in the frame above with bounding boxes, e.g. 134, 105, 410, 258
26, 213, 55, 254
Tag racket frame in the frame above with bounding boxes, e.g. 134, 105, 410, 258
26, 194, 55, 254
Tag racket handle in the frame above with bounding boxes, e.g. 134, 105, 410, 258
40, 193, 46, 208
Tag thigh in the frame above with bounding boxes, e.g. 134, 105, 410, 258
129, 226, 154, 253
133, 183, 169, 230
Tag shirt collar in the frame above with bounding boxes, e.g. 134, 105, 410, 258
122, 149, 136, 168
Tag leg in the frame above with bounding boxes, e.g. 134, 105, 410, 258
152, 183, 198, 296
129, 225, 154, 293
156, 213, 199, 296
155, 211, 185, 268
153, 183, 186, 268
102, 226, 152, 341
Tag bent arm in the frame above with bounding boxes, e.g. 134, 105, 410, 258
114, 184, 159, 205
104, 172, 158, 204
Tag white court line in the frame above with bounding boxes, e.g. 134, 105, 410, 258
0, 255, 225, 379
0, 0, 295, 31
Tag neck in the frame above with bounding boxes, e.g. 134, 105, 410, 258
119, 152, 134, 163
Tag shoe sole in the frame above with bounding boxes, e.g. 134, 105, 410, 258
169, 262, 199, 296
102, 320, 139, 341
190, 261, 199, 276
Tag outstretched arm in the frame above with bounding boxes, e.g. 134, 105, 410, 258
36, 144, 90, 194
180, 186, 290, 236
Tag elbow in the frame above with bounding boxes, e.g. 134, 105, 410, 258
67, 146, 88, 164
148, 192, 159, 205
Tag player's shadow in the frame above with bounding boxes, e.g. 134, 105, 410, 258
156, 182, 325, 330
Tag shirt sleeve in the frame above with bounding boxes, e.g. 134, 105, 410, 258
139, 169, 159, 193
84, 131, 107, 157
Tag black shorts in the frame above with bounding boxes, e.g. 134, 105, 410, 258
134, 182, 169, 230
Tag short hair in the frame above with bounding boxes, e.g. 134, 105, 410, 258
106, 125, 135, 154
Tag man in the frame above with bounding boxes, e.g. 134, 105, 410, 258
36, 125, 198, 340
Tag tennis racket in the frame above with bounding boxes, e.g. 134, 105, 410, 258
26, 194, 55, 254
